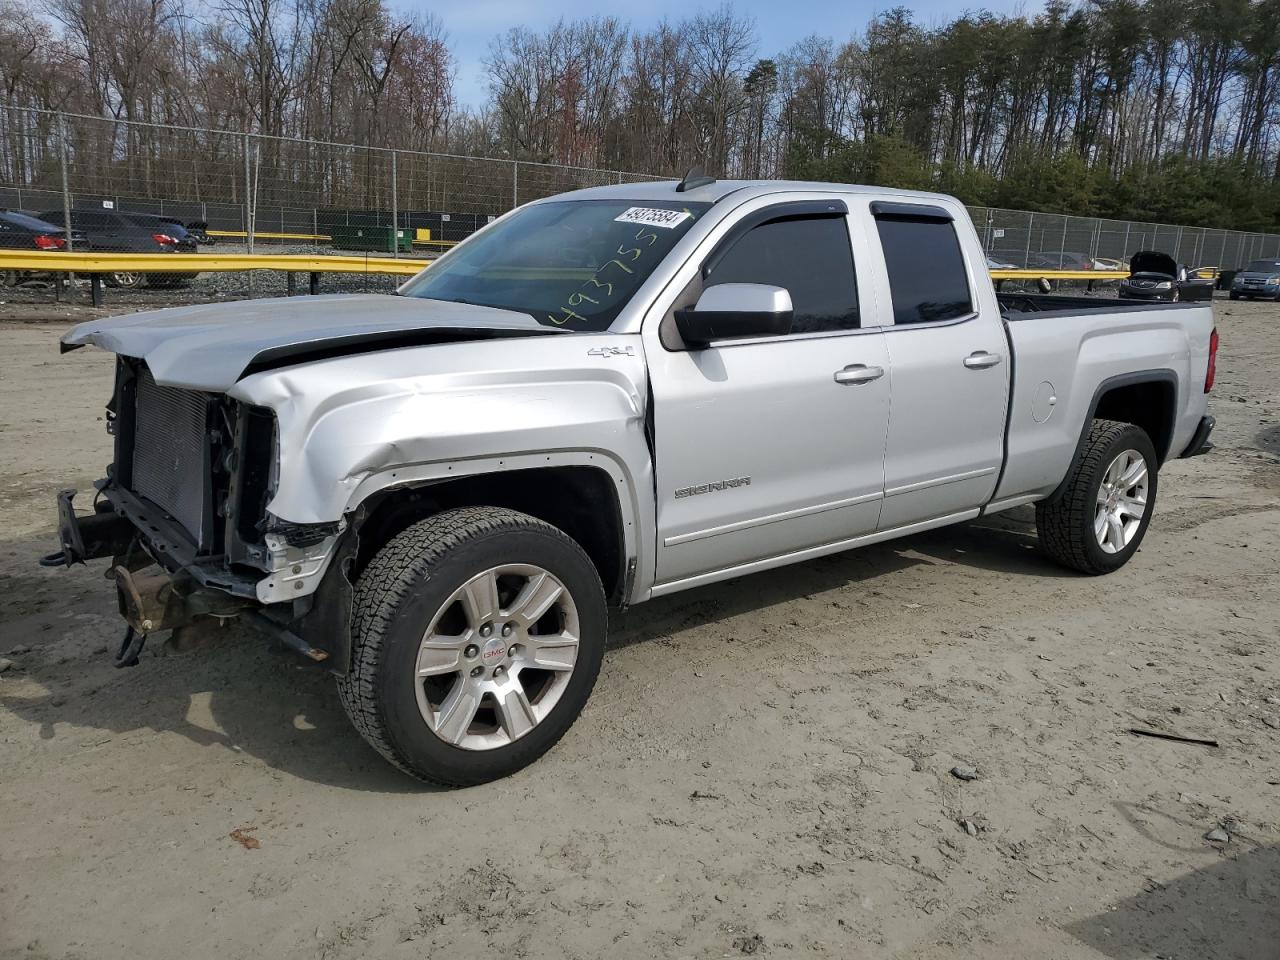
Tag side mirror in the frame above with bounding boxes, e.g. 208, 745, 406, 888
674, 283, 794, 349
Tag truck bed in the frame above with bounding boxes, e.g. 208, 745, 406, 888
997, 292, 1208, 317
990, 295, 1215, 510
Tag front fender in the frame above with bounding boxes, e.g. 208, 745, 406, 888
228, 334, 656, 603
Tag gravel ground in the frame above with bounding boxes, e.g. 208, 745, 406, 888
0, 297, 1277, 960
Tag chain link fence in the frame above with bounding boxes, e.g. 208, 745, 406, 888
0, 106, 660, 245
2, 105, 1279, 306
968, 207, 1280, 270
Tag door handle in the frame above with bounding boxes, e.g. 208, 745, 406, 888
963, 351, 1003, 369
833, 364, 885, 385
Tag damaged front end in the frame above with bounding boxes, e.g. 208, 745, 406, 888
41, 357, 353, 669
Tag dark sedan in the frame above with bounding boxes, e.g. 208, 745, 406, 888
38, 208, 200, 288
0, 209, 87, 285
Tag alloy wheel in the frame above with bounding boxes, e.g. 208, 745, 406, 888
414, 564, 580, 751
1094, 449, 1149, 554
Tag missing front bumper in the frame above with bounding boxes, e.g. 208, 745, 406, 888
41, 487, 340, 668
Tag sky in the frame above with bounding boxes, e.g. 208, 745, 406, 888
410, 0, 1036, 108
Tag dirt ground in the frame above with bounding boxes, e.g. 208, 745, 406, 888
1, 298, 1277, 960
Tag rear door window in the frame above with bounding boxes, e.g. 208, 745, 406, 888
875, 216, 973, 325
705, 215, 859, 333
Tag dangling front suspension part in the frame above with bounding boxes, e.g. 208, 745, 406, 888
110, 564, 250, 666
113, 625, 147, 668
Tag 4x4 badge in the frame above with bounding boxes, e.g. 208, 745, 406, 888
587, 345, 635, 357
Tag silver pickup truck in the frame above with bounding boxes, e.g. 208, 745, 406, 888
48, 178, 1217, 786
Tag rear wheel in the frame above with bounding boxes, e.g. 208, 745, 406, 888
1036, 419, 1158, 575
337, 506, 607, 786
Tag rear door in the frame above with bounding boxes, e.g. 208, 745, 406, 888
646, 198, 891, 588
867, 203, 1009, 530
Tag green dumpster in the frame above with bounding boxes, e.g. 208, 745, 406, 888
329, 224, 412, 253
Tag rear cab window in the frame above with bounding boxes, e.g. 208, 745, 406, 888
874, 208, 973, 325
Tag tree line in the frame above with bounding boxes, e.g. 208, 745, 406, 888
3, 0, 1280, 231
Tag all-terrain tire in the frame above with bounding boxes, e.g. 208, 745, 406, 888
1036, 418, 1158, 575
336, 506, 606, 787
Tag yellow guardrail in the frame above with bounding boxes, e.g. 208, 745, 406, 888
0, 250, 430, 276
207, 228, 460, 247
3, 249, 1130, 281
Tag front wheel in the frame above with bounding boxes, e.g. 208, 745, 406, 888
337, 506, 607, 786
1036, 419, 1158, 575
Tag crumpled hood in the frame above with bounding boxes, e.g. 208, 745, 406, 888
61, 294, 562, 391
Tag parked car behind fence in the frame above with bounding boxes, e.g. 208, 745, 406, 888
1119, 251, 1214, 302
37, 208, 200, 289
1229, 258, 1280, 300
0, 209, 87, 285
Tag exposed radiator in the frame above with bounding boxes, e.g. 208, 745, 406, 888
131, 367, 209, 543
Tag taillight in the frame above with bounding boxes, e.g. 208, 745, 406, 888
152, 232, 178, 245
1205, 328, 1218, 393
34, 234, 66, 250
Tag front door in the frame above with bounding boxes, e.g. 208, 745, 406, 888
648, 207, 892, 588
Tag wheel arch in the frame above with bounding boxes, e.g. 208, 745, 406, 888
1090, 371, 1178, 465
297, 456, 637, 676
352, 464, 631, 605
1045, 369, 1178, 504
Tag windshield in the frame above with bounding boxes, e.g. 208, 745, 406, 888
1245, 260, 1280, 272
400, 199, 710, 330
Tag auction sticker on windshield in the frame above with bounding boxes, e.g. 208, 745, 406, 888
614, 207, 692, 229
